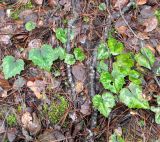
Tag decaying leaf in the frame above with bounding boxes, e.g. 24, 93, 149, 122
75, 81, 84, 93
36, 129, 65, 142
114, 0, 129, 10
143, 17, 158, 32
136, 0, 147, 5
27, 80, 45, 99
80, 100, 91, 115
7, 128, 17, 142
21, 112, 41, 136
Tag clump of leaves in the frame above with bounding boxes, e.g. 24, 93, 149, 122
55, 28, 67, 43
64, 54, 76, 65
43, 95, 68, 124
92, 92, 115, 117
6, 114, 17, 127
119, 83, 150, 109
98, 3, 106, 11
2, 56, 24, 79
25, 21, 36, 31
135, 47, 155, 69
73, 47, 85, 61
29, 44, 58, 71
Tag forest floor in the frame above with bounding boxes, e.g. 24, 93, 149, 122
0, 0, 160, 142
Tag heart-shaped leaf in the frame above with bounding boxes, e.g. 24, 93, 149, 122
64, 54, 76, 65
100, 72, 125, 93
92, 92, 115, 117
29, 44, 58, 71
107, 37, 124, 55
97, 42, 109, 60
119, 83, 150, 109
135, 48, 155, 69
2, 56, 24, 79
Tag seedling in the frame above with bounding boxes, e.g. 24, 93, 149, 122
25, 21, 36, 31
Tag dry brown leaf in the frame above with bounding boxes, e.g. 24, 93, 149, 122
137, 32, 149, 40
143, 16, 158, 32
136, 0, 147, 5
75, 81, 84, 93
116, 26, 128, 35
72, 63, 86, 82
80, 101, 91, 115
114, 0, 129, 10
7, 128, 17, 142
27, 80, 45, 99
0, 78, 11, 90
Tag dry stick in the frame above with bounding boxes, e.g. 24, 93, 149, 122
87, 49, 98, 142
117, 0, 160, 88
66, 0, 78, 106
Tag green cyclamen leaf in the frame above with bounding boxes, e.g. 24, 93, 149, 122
97, 60, 108, 73
54, 46, 66, 60
2, 56, 24, 79
97, 42, 109, 60
73, 47, 85, 61
25, 21, 36, 31
55, 28, 67, 43
151, 106, 160, 124
100, 72, 124, 93
107, 37, 124, 55
119, 83, 150, 109
64, 54, 76, 65
128, 70, 142, 85
141, 48, 155, 67
92, 92, 115, 117
29, 44, 58, 71
135, 53, 151, 69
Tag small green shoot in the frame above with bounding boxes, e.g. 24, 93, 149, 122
98, 3, 106, 11
97, 42, 110, 60
25, 21, 36, 31
6, 114, 17, 127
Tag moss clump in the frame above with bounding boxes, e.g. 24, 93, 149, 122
6, 114, 17, 127
43, 95, 68, 125
10, 1, 34, 20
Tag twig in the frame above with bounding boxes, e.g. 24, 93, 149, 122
66, 1, 78, 106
